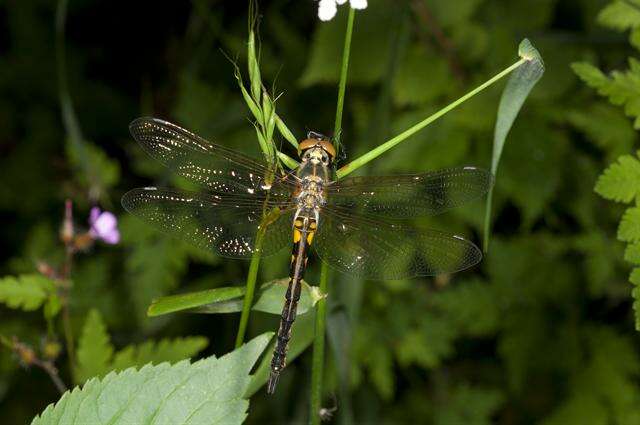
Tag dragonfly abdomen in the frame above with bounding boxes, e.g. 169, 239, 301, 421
267, 215, 317, 394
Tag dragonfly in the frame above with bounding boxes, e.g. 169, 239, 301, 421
121, 117, 494, 394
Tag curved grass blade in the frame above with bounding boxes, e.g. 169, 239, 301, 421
483, 39, 545, 252
147, 279, 323, 317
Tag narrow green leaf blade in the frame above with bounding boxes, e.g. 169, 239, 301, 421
276, 114, 299, 149
0, 274, 55, 311
483, 39, 545, 251
148, 279, 322, 317
32, 333, 272, 425
74, 309, 114, 384
277, 151, 300, 170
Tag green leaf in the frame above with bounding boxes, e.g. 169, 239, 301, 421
597, 0, 640, 31
244, 311, 316, 396
74, 309, 114, 384
147, 279, 323, 317
430, 279, 500, 336
572, 62, 610, 90
247, 31, 262, 103
595, 154, 640, 202
32, 333, 272, 425
573, 59, 640, 128
625, 242, 640, 264
394, 316, 456, 370
277, 151, 299, 170
111, 337, 209, 371
618, 207, 640, 242
565, 104, 636, 158
0, 274, 55, 311
65, 137, 120, 198
120, 215, 189, 322
629, 268, 640, 330
483, 39, 545, 250
43, 293, 62, 321
434, 384, 504, 425
275, 115, 299, 150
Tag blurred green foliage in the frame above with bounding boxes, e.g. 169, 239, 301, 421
1, 0, 640, 424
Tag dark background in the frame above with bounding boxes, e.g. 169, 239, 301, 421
2, 0, 639, 423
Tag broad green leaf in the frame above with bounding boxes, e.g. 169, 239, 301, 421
595, 154, 640, 202
74, 309, 114, 384
618, 207, 640, 242
43, 293, 62, 321
147, 279, 323, 317
244, 311, 315, 396
544, 326, 640, 424
394, 315, 456, 370
571, 62, 609, 90
573, 58, 640, 129
630, 268, 640, 330
32, 333, 272, 425
65, 137, 120, 197
625, 242, 640, 264
565, 104, 636, 158
434, 384, 503, 425
483, 39, 545, 251
0, 274, 55, 311
120, 215, 189, 322
430, 279, 499, 336
111, 337, 209, 372
597, 0, 640, 31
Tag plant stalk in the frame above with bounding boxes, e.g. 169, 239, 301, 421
336, 57, 527, 179
310, 8, 356, 425
235, 228, 265, 348
333, 7, 355, 152
310, 263, 331, 425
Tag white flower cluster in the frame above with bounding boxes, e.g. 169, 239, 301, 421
318, 0, 368, 21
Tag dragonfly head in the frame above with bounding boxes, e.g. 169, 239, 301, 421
299, 131, 336, 166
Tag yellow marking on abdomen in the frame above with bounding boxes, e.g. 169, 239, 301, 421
293, 229, 301, 243
306, 231, 315, 245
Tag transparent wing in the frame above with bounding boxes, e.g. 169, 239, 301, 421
129, 117, 296, 197
314, 207, 482, 280
121, 187, 295, 258
327, 167, 493, 218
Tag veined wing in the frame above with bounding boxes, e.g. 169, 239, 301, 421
121, 187, 295, 258
129, 117, 296, 197
314, 207, 481, 280
327, 167, 493, 218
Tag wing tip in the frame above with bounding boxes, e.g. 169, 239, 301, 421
121, 187, 157, 212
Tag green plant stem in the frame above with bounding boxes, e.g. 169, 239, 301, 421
310, 263, 331, 425
310, 8, 356, 425
336, 57, 527, 179
333, 8, 355, 151
235, 229, 265, 348
483, 188, 495, 252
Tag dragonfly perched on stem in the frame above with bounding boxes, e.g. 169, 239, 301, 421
122, 117, 493, 394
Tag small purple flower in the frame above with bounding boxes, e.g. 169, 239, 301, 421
89, 207, 120, 244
